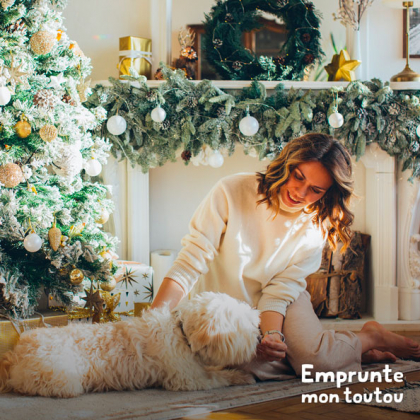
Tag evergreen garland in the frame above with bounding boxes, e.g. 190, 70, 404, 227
202, 0, 324, 81
88, 67, 420, 180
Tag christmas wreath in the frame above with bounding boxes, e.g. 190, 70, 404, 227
203, 0, 324, 81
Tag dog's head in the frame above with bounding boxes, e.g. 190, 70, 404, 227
175, 292, 260, 367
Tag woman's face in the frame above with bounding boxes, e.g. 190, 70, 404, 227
280, 161, 333, 208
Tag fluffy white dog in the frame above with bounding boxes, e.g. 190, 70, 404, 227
0, 292, 260, 397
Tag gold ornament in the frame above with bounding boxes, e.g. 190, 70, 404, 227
1, 0, 14, 9
100, 290, 121, 323
324, 49, 361, 82
69, 42, 85, 57
48, 222, 61, 252
77, 79, 91, 103
39, 124, 58, 142
0, 163, 23, 188
100, 278, 117, 292
14, 120, 31, 138
69, 268, 84, 285
82, 284, 104, 314
30, 31, 56, 55
7, 54, 29, 86
95, 209, 109, 224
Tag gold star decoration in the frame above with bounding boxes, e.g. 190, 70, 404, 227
133, 289, 140, 296
142, 272, 149, 279
120, 267, 138, 288
77, 78, 91, 103
324, 49, 361, 82
100, 290, 121, 323
143, 281, 154, 303
7, 54, 29, 86
81, 284, 104, 314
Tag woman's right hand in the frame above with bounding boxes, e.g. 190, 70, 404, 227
256, 333, 287, 362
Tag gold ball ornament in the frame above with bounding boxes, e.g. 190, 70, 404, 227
1, 0, 15, 9
100, 278, 117, 292
69, 42, 85, 58
69, 268, 84, 285
95, 209, 109, 225
14, 120, 31, 138
0, 163, 23, 188
39, 124, 58, 142
30, 31, 56, 55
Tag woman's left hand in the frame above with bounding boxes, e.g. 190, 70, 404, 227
257, 334, 287, 362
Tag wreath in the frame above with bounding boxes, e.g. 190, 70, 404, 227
203, 0, 324, 81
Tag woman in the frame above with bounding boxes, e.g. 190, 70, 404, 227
151, 133, 420, 380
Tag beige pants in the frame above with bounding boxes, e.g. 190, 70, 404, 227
241, 290, 363, 381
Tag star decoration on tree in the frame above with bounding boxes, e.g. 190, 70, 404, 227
7, 54, 29, 87
48, 73, 65, 89
324, 50, 361, 82
82, 284, 104, 314
120, 267, 138, 288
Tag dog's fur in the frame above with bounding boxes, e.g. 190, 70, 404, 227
0, 292, 260, 397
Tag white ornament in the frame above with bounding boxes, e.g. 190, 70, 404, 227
416, 124, 420, 138
328, 112, 344, 129
84, 158, 102, 177
24, 232, 43, 252
0, 86, 11, 106
96, 209, 110, 224
151, 105, 166, 123
208, 150, 224, 168
106, 115, 127, 136
53, 147, 84, 178
239, 115, 259, 136
47, 73, 65, 89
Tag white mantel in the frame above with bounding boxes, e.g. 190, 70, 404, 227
100, 80, 420, 322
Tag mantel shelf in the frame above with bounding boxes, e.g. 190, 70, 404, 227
94, 79, 420, 91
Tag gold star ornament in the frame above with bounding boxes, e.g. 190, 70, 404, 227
82, 284, 104, 314
324, 49, 361, 82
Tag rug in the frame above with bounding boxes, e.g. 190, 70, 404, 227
1, 360, 419, 420
357, 379, 420, 413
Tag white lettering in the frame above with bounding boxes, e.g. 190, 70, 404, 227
316, 372, 335, 383
302, 393, 317, 403
394, 372, 404, 383
336, 372, 347, 388
301, 364, 314, 383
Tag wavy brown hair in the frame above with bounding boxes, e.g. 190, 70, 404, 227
256, 133, 354, 252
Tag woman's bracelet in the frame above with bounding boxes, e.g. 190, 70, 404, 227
261, 329, 286, 343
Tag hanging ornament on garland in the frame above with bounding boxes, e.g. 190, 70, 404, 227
48, 219, 61, 252
24, 222, 43, 253
69, 268, 84, 285
14, 119, 31, 138
151, 105, 166, 123
96, 209, 110, 225
0, 162, 23, 188
239, 107, 259, 136
106, 115, 127, 136
30, 31, 56, 55
416, 124, 420, 138
328, 93, 344, 129
84, 158, 102, 177
208, 150, 224, 168
0, 86, 11, 106
39, 124, 58, 142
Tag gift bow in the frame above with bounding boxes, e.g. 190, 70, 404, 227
118, 50, 153, 66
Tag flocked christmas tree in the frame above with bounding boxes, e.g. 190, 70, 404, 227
0, 0, 118, 319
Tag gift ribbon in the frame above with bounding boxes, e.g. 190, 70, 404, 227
118, 50, 153, 67
0, 312, 52, 337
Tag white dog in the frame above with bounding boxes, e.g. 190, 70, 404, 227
0, 292, 260, 397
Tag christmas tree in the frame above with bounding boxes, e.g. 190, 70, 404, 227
0, 0, 118, 319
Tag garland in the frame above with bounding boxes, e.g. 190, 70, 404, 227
202, 0, 324, 81
87, 67, 420, 180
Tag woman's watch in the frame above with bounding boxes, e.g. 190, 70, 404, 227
261, 329, 286, 343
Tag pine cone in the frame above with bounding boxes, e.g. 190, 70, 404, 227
301, 33, 311, 43
274, 56, 286, 67
181, 150, 192, 161
33, 89, 56, 110
186, 96, 198, 108
62, 93, 77, 106
303, 53, 315, 64
146, 91, 158, 102
5, 19, 26, 35
161, 120, 170, 130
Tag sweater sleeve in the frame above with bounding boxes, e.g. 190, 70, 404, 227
257, 241, 324, 316
164, 180, 229, 295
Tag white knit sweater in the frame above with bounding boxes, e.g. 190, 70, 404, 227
165, 173, 326, 316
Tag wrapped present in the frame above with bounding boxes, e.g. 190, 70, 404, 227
112, 261, 153, 314
0, 312, 68, 358
118, 36, 152, 79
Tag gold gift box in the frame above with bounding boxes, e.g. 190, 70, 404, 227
118, 36, 152, 79
0, 312, 68, 358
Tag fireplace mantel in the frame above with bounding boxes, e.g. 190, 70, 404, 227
100, 80, 420, 322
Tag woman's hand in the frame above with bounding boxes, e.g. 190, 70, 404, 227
257, 333, 287, 362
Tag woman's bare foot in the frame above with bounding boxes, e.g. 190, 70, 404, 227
361, 349, 397, 364
358, 321, 420, 360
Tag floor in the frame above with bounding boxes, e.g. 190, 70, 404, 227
179, 332, 420, 420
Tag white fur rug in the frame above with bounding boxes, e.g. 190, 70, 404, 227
1, 360, 419, 420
